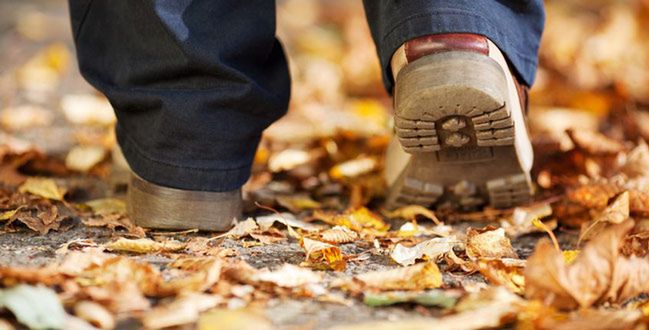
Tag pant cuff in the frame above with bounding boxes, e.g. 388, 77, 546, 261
116, 126, 254, 192
378, 9, 540, 92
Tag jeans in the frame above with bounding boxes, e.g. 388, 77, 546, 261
68, 0, 545, 192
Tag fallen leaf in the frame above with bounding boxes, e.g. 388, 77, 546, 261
0, 285, 67, 330
0, 104, 53, 130
579, 191, 629, 243
81, 214, 145, 237
104, 238, 185, 254
256, 212, 323, 232
621, 140, 649, 178
141, 293, 222, 329
390, 236, 459, 266
18, 177, 65, 201
74, 301, 114, 330
83, 198, 126, 216
301, 237, 346, 271
267, 149, 310, 173
504, 203, 554, 237
477, 258, 526, 294
320, 226, 358, 244
466, 227, 518, 260
221, 218, 259, 239
330, 287, 521, 330
61, 94, 115, 126
314, 207, 389, 233
526, 220, 649, 309
383, 205, 441, 224
254, 264, 323, 288
356, 262, 442, 291
363, 289, 458, 308
65, 146, 106, 172
567, 129, 625, 155
197, 309, 274, 330
276, 194, 322, 212
329, 156, 377, 179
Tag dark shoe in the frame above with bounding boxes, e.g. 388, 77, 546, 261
127, 174, 242, 231
385, 34, 534, 210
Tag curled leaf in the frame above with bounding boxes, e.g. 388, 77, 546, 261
320, 226, 358, 244
383, 205, 441, 225
390, 236, 459, 266
356, 262, 442, 291
104, 238, 185, 254
18, 177, 65, 201
466, 227, 518, 260
301, 237, 346, 271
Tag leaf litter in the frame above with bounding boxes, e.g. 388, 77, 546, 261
6, 0, 649, 329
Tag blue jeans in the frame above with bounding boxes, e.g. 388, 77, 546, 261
68, 0, 545, 192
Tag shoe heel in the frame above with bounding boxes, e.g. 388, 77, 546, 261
394, 51, 513, 153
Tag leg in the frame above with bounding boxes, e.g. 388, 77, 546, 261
363, 0, 544, 90
363, 1, 544, 210
68, 0, 290, 229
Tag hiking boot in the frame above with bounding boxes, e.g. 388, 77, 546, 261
385, 33, 534, 210
127, 173, 242, 231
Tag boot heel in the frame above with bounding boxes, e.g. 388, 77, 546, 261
394, 51, 513, 153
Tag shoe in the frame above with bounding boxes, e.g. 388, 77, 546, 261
385, 33, 534, 210
127, 173, 242, 231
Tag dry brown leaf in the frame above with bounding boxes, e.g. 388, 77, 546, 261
579, 191, 629, 243
621, 140, 649, 178
220, 218, 258, 239
477, 258, 526, 294
526, 220, 649, 309
256, 213, 323, 232
276, 195, 322, 212
81, 214, 145, 238
104, 238, 185, 254
65, 146, 106, 172
566, 129, 625, 155
197, 309, 274, 330
11, 203, 65, 235
17, 177, 65, 201
301, 237, 346, 271
382, 205, 441, 225
313, 207, 389, 233
504, 203, 554, 237
141, 293, 222, 329
253, 264, 322, 288
83, 198, 126, 216
330, 287, 521, 330
466, 227, 518, 260
355, 262, 442, 291
320, 225, 358, 244
390, 236, 459, 266
329, 156, 377, 180
74, 301, 115, 330
159, 257, 223, 295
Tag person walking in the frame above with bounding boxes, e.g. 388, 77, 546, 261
67, 0, 544, 231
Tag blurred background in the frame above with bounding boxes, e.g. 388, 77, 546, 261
1, 0, 649, 199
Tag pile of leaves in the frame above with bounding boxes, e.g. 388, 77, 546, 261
3, 0, 649, 329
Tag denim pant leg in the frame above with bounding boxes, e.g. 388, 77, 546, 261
68, 0, 290, 192
362, 0, 545, 91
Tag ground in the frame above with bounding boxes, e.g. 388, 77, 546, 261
2, 0, 649, 330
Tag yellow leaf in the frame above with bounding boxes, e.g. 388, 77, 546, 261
477, 258, 526, 294
466, 227, 518, 260
104, 238, 185, 254
84, 198, 126, 216
383, 205, 441, 225
0, 209, 19, 221
198, 309, 273, 330
356, 262, 442, 291
562, 250, 580, 265
316, 207, 389, 233
329, 156, 377, 180
301, 237, 346, 271
320, 226, 358, 244
276, 195, 322, 212
18, 177, 66, 201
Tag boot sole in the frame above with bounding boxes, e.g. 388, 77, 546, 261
387, 51, 533, 210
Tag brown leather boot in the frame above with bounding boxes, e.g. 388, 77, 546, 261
127, 174, 242, 231
385, 34, 534, 210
